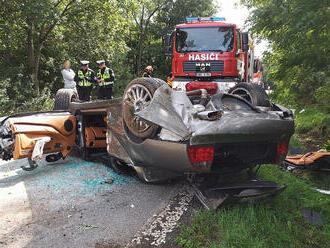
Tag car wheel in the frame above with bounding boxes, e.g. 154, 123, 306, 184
229, 83, 270, 107
122, 78, 165, 140
54, 89, 78, 110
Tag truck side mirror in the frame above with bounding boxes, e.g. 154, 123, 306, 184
164, 33, 172, 56
242, 32, 249, 51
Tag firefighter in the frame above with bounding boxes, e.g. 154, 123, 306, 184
166, 72, 173, 87
96, 60, 115, 99
142, 65, 153, 78
74, 60, 96, 101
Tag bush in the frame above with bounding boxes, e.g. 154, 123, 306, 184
0, 79, 15, 116
321, 140, 330, 151
315, 82, 330, 112
16, 88, 54, 113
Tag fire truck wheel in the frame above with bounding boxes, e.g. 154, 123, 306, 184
229, 83, 270, 107
122, 77, 165, 140
54, 89, 78, 110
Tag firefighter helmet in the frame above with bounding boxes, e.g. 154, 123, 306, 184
146, 66, 153, 72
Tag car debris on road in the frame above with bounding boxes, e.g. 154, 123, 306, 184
281, 150, 330, 171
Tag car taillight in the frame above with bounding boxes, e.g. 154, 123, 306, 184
185, 82, 218, 95
276, 142, 289, 164
188, 146, 214, 171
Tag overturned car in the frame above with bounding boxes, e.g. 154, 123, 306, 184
0, 78, 294, 184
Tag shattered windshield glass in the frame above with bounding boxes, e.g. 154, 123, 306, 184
175, 27, 234, 53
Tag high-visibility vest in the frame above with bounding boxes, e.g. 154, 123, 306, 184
77, 70, 92, 87
97, 67, 113, 86
142, 72, 151, 78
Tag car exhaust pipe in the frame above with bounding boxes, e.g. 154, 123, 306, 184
186, 89, 208, 106
197, 110, 223, 121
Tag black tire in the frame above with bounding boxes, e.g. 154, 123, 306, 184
81, 147, 90, 161
228, 83, 270, 107
54, 89, 78, 110
108, 157, 131, 174
122, 77, 165, 140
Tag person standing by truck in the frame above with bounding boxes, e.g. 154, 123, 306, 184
74, 60, 95, 101
166, 72, 173, 87
61, 60, 76, 89
96, 60, 115, 99
142, 66, 153, 78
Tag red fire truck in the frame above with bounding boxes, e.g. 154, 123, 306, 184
165, 17, 255, 94
252, 58, 264, 88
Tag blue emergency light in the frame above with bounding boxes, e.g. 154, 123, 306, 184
186, 17, 226, 23
186, 17, 199, 22
212, 17, 226, 21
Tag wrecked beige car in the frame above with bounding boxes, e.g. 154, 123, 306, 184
1, 77, 294, 178
0, 78, 294, 208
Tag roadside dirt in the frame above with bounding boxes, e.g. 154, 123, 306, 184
298, 133, 327, 151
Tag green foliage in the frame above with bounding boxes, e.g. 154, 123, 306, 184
315, 80, 330, 111
321, 139, 330, 151
16, 88, 54, 113
0, 78, 53, 116
176, 165, 330, 248
0, 79, 14, 116
295, 107, 330, 136
241, 0, 330, 109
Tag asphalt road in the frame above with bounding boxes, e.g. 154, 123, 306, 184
0, 155, 192, 248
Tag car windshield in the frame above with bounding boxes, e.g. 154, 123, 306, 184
175, 27, 234, 53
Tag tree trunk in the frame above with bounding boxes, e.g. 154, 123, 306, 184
32, 43, 42, 96
135, 3, 163, 76
27, 21, 40, 95
136, 34, 144, 76
25, 0, 75, 95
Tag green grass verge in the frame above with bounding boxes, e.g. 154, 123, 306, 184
295, 107, 329, 137
292, 107, 330, 150
176, 165, 330, 248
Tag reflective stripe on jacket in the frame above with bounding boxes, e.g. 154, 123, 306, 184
77, 70, 92, 87
97, 67, 113, 86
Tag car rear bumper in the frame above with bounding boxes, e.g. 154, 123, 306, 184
111, 133, 284, 174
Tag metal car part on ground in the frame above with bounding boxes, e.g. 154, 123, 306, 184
282, 151, 330, 171
191, 179, 286, 209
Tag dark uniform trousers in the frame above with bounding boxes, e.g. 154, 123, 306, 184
98, 85, 113, 99
77, 86, 92, 101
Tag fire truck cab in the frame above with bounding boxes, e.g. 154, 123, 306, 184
165, 17, 254, 93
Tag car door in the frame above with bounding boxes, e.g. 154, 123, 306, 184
0, 112, 76, 161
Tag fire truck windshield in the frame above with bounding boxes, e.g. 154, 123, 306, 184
176, 27, 234, 53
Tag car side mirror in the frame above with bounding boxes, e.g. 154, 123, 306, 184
242, 32, 249, 51
164, 33, 172, 56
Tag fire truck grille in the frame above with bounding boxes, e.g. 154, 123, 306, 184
183, 61, 224, 73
